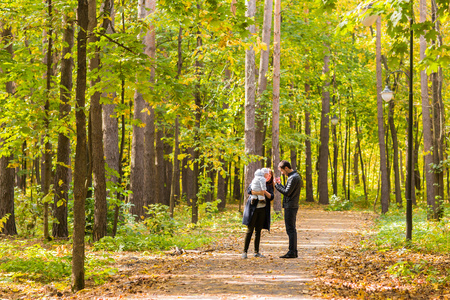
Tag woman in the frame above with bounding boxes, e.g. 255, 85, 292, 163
242, 168, 275, 258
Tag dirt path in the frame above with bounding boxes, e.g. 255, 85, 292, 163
135, 209, 369, 300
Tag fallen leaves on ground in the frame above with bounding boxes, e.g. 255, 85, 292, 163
311, 233, 450, 299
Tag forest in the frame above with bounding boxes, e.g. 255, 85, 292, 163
1, 0, 450, 297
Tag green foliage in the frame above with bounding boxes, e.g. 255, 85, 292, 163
93, 204, 242, 252
143, 204, 178, 235
367, 205, 450, 253
326, 194, 353, 211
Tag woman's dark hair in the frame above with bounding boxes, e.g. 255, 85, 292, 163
267, 169, 274, 187
278, 160, 291, 169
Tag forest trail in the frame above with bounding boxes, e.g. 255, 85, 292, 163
81, 209, 371, 300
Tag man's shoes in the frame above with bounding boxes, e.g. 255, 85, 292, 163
279, 252, 297, 258
254, 253, 265, 258
242, 252, 248, 259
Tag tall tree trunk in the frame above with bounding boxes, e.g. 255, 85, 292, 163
430, 0, 444, 219
376, 17, 389, 213
192, 23, 203, 223
42, 0, 54, 240
155, 122, 165, 204
170, 117, 179, 217
388, 101, 402, 207
355, 114, 368, 205
72, 0, 89, 290
129, 0, 149, 218
53, 15, 74, 238
254, 0, 273, 168
0, 25, 17, 235
272, 0, 281, 212
290, 117, 297, 170
143, 0, 157, 208
244, 0, 257, 199
305, 92, 314, 202
101, 0, 121, 233
89, 0, 107, 242
318, 48, 330, 205
332, 122, 338, 196
343, 118, 348, 197
419, 0, 434, 215
353, 149, 359, 185
233, 158, 241, 201
164, 127, 173, 206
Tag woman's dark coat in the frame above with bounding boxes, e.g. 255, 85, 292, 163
242, 182, 274, 231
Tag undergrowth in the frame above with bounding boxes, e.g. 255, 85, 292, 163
0, 200, 242, 290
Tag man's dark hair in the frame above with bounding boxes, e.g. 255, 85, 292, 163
278, 160, 291, 169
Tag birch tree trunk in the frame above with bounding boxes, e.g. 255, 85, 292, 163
272, 0, 281, 212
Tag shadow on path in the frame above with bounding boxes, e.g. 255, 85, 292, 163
145, 209, 367, 300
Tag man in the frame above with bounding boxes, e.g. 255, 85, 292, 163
275, 160, 301, 258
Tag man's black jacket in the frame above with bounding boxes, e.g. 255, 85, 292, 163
275, 170, 301, 208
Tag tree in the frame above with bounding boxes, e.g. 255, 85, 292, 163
89, 0, 108, 242
42, 0, 54, 240
272, 0, 281, 212
375, 17, 389, 214
130, 0, 151, 218
244, 0, 257, 197
0, 25, 17, 235
72, 0, 89, 290
52, 15, 74, 238
255, 0, 273, 167
318, 46, 330, 205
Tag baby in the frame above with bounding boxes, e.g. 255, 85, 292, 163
250, 168, 269, 205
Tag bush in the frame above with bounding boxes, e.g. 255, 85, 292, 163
326, 194, 353, 211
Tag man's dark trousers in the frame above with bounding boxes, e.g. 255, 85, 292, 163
284, 207, 298, 254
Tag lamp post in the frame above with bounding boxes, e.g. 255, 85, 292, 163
361, 1, 414, 241
330, 115, 339, 126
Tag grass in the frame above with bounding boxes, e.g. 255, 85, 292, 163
365, 204, 450, 253
0, 201, 244, 293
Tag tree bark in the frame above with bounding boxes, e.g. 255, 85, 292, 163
101, 0, 121, 233
0, 25, 17, 235
430, 0, 444, 219
89, 0, 108, 242
376, 17, 389, 213
72, 0, 89, 290
318, 47, 330, 205
130, 0, 149, 218
388, 101, 402, 206
42, 0, 54, 240
170, 117, 179, 217
254, 0, 273, 168
233, 158, 241, 201
53, 15, 74, 238
304, 88, 314, 203
272, 0, 281, 212
244, 0, 257, 200
143, 0, 157, 208
155, 122, 165, 204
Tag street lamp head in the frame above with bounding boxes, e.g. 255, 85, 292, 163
380, 85, 394, 102
330, 115, 339, 125
360, 2, 378, 27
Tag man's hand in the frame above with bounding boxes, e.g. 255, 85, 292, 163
275, 177, 281, 184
